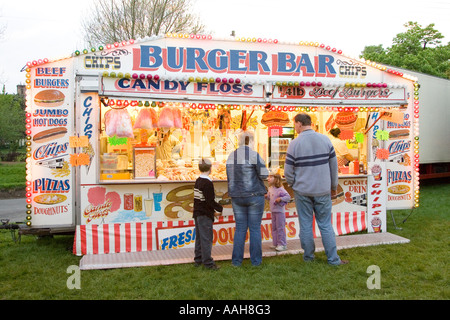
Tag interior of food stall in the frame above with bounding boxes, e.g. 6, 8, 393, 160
97, 98, 369, 183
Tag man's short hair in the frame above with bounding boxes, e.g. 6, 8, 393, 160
198, 158, 212, 173
294, 113, 312, 126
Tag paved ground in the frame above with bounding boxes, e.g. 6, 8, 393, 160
79, 232, 410, 270
0, 198, 26, 223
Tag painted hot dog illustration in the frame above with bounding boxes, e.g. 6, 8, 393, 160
33, 127, 67, 143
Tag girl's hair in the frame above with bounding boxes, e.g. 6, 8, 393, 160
270, 173, 282, 188
329, 127, 341, 138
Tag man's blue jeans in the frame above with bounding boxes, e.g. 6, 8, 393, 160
231, 195, 265, 266
294, 192, 342, 265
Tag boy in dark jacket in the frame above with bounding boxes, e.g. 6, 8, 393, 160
193, 158, 223, 270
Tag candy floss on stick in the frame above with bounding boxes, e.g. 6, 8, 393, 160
104, 109, 118, 136
158, 106, 174, 128
104, 108, 134, 137
133, 108, 153, 130
172, 107, 182, 128
116, 109, 134, 137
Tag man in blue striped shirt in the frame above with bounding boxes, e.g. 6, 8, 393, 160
284, 113, 348, 266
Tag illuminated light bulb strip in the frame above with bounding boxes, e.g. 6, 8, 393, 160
25, 104, 33, 226
100, 70, 409, 89
26, 58, 49, 68
236, 37, 279, 44
100, 71, 244, 85
24, 66, 34, 226
272, 81, 405, 89
166, 32, 213, 40
413, 81, 420, 208
74, 39, 136, 56
103, 99, 387, 114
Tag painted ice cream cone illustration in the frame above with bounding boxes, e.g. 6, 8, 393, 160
83, 142, 95, 174
372, 139, 379, 161
371, 217, 382, 233
371, 164, 382, 181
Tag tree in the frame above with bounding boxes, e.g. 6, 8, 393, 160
0, 94, 25, 152
361, 22, 450, 79
82, 0, 205, 46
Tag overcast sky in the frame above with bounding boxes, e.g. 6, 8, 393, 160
1, 0, 449, 94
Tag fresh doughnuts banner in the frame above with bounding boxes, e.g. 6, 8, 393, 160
79, 180, 367, 226
26, 60, 75, 227
76, 180, 367, 255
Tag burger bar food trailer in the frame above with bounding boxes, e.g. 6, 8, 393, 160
21, 35, 419, 256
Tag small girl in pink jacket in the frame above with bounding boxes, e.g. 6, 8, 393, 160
266, 172, 291, 251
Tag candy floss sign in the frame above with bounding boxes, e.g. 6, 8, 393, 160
82, 187, 121, 224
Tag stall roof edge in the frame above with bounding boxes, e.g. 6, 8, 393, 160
23, 34, 417, 83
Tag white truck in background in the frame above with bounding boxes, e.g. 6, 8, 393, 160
396, 68, 450, 180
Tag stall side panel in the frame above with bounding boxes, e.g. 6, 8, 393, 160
78, 92, 99, 185
28, 59, 75, 227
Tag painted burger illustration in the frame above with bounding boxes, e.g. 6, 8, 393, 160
261, 111, 290, 127
34, 89, 65, 107
335, 112, 358, 130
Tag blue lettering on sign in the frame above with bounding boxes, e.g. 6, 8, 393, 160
278, 52, 297, 73
317, 54, 336, 75
388, 140, 411, 156
248, 51, 270, 73
33, 178, 71, 193
160, 228, 196, 250
229, 50, 248, 72
208, 49, 228, 71
82, 96, 93, 139
166, 47, 184, 70
135, 45, 337, 77
296, 54, 315, 74
387, 170, 412, 184
140, 45, 162, 69
186, 47, 208, 71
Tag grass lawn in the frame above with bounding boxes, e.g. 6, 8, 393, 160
0, 179, 448, 300
0, 162, 26, 191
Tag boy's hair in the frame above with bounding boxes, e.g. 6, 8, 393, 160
198, 158, 212, 173
270, 173, 282, 188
